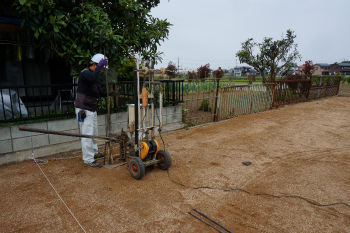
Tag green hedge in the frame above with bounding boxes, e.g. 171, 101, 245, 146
341, 76, 350, 84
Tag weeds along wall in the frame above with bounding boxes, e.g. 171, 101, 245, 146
0, 105, 184, 165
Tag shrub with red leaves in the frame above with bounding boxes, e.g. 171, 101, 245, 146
302, 60, 315, 77
197, 63, 212, 80
187, 71, 198, 82
166, 61, 178, 79
213, 68, 225, 79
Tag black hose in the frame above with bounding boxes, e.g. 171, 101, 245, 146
166, 169, 350, 208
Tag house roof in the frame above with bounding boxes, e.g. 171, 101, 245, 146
315, 63, 330, 67
234, 66, 251, 69
331, 62, 350, 67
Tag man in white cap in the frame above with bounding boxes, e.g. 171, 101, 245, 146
75, 53, 118, 168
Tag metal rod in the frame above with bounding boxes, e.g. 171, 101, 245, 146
18, 126, 119, 142
133, 59, 139, 155
188, 212, 226, 233
103, 142, 107, 165
159, 89, 163, 129
213, 78, 220, 121
193, 208, 234, 233
151, 70, 155, 138
104, 49, 110, 137
136, 68, 165, 73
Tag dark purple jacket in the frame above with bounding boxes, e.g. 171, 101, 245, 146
75, 65, 107, 111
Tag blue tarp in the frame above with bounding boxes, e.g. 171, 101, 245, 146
0, 16, 29, 27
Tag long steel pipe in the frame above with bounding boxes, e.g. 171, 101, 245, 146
18, 126, 119, 142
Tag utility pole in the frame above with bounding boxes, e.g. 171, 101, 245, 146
178, 57, 180, 71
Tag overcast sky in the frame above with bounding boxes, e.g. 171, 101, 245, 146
150, 0, 350, 70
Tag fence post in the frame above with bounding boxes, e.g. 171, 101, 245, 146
271, 84, 276, 108
213, 78, 220, 121
173, 81, 176, 106
336, 76, 341, 95
317, 77, 322, 98
306, 78, 311, 100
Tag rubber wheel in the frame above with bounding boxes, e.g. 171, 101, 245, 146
156, 150, 172, 170
129, 157, 145, 180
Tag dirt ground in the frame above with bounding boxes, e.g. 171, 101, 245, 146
1, 89, 350, 232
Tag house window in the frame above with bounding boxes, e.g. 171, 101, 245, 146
3, 32, 57, 99
0, 33, 25, 87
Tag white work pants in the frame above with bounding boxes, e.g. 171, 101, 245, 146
75, 108, 98, 163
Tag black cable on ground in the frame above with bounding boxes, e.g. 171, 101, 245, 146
154, 90, 350, 209
166, 169, 350, 208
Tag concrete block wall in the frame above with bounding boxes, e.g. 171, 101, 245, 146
0, 105, 184, 165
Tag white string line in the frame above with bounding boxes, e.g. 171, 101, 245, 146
33, 159, 87, 233
32, 156, 81, 165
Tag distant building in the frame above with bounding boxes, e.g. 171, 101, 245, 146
298, 64, 305, 73
330, 62, 350, 76
233, 66, 257, 76
314, 63, 330, 75
277, 65, 300, 77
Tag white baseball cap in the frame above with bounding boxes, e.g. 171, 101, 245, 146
91, 53, 109, 69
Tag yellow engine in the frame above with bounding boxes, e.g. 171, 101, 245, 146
140, 139, 159, 160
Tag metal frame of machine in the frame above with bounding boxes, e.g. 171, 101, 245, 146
127, 59, 172, 180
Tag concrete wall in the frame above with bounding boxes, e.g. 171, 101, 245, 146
0, 105, 184, 165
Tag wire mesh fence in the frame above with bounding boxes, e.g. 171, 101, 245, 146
308, 76, 341, 100
181, 79, 235, 126
216, 84, 274, 121
273, 80, 310, 107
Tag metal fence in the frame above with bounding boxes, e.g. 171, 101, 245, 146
1, 75, 341, 125
181, 78, 235, 125
0, 80, 184, 123
273, 80, 311, 107
308, 76, 341, 100
216, 84, 274, 121
182, 76, 341, 126
272, 76, 341, 107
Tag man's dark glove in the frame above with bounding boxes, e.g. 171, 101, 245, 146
108, 90, 119, 97
98, 58, 108, 67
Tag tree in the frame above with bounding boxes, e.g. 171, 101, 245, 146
302, 60, 315, 78
236, 39, 268, 83
165, 61, 178, 79
116, 58, 134, 81
236, 29, 301, 83
187, 71, 198, 82
12, 0, 171, 74
213, 67, 224, 79
197, 63, 211, 80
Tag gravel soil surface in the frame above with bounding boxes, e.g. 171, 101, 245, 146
1, 95, 350, 233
